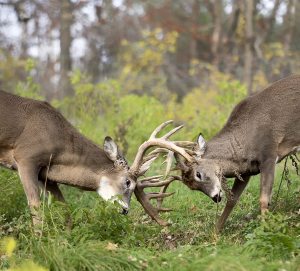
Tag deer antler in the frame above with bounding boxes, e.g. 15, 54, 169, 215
130, 120, 193, 226
130, 121, 193, 177
134, 175, 181, 226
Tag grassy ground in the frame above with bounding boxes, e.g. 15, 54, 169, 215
0, 160, 299, 271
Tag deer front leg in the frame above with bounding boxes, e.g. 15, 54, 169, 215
17, 162, 41, 225
259, 159, 276, 214
40, 181, 65, 202
41, 181, 73, 229
216, 176, 250, 232
38, 181, 73, 229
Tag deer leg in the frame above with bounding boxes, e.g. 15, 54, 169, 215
259, 159, 276, 214
41, 181, 72, 229
17, 162, 41, 225
40, 181, 65, 202
216, 176, 250, 232
37, 181, 72, 229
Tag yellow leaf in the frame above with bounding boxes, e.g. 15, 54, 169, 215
8, 260, 48, 271
3, 237, 16, 257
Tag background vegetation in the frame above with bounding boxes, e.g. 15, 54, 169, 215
0, 0, 299, 270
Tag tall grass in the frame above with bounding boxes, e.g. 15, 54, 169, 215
0, 159, 299, 270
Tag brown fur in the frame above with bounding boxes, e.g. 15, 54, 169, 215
0, 90, 134, 222
178, 75, 300, 231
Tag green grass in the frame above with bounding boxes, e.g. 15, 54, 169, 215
0, 160, 299, 271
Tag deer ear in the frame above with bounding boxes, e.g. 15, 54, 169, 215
103, 136, 119, 162
196, 133, 206, 157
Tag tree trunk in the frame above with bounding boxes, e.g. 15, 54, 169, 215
280, 0, 296, 76
13, 2, 30, 59
59, 0, 73, 98
283, 0, 295, 51
223, 0, 242, 74
266, 0, 281, 41
211, 0, 223, 66
290, 0, 299, 50
189, 0, 199, 60
244, 0, 254, 95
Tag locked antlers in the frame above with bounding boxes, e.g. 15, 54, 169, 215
129, 121, 193, 226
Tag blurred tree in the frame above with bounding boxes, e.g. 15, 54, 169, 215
0, 0, 299, 101
205, 0, 223, 67
244, 0, 254, 95
59, 0, 73, 97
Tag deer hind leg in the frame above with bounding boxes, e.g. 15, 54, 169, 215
17, 162, 41, 225
259, 158, 276, 214
216, 176, 250, 232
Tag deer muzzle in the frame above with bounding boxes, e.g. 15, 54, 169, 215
211, 191, 223, 203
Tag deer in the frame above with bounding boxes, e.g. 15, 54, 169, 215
0, 90, 192, 226
172, 74, 300, 232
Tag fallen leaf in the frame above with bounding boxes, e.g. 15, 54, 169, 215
105, 242, 118, 251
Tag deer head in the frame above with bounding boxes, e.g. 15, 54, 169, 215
98, 136, 135, 214
174, 134, 224, 203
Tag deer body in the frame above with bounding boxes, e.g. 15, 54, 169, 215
205, 77, 300, 174
0, 90, 136, 221
207, 74, 300, 167
0, 90, 193, 226
177, 75, 300, 231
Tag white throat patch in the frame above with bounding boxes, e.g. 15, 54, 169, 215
97, 176, 129, 210
97, 176, 118, 201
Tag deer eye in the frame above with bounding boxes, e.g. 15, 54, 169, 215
125, 179, 131, 188
196, 171, 202, 180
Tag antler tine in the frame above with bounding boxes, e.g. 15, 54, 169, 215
184, 149, 197, 156
157, 175, 181, 209
149, 120, 173, 139
164, 151, 174, 177
140, 176, 176, 188
140, 175, 164, 182
147, 192, 175, 200
147, 148, 169, 157
173, 141, 196, 148
142, 153, 159, 163
162, 125, 184, 139
134, 175, 181, 226
173, 141, 197, 157
130, 120, 193, 177
147, 143, 195, 158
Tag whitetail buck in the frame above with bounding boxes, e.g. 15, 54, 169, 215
173, 75, 300, 231
0, 90, 191, 226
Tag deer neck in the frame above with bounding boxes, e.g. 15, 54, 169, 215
204, 132, 252, 177
46, 135, 114, 190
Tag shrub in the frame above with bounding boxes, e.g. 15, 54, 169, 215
244, 212, 299, 260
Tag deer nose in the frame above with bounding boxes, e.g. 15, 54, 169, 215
212, 194, 222, 203
121, 208, 129, 215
